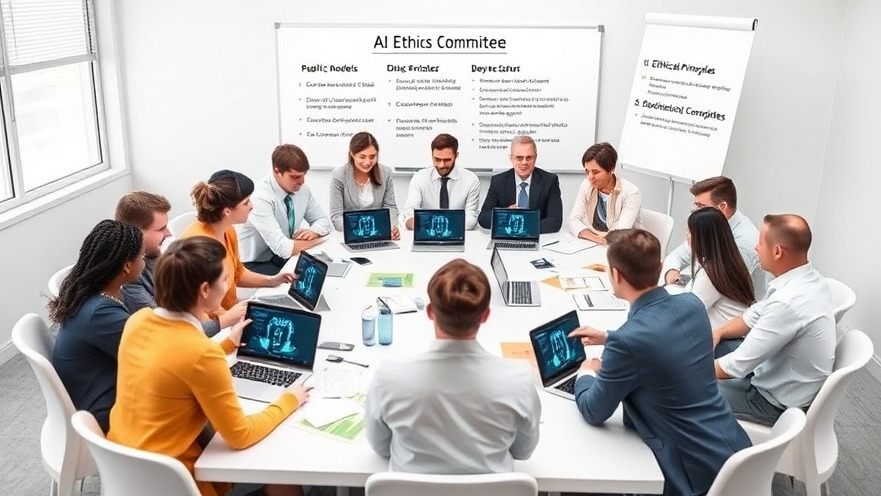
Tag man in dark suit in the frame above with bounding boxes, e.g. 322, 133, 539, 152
570, 229, 751, 496
477, 135, 563, 233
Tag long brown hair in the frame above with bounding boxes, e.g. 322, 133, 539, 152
347, 132, 382, 186
688, 207, 755, 306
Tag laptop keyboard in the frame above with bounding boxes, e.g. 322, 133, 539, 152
354, 241, 393, 250
555, 375, 577, 394
510, 281, 533, 304
496, 241, 537, 250
231, 362, 302, 387
257, 295, 294, 307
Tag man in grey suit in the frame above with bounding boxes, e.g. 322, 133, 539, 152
478, 135, 563, 233
570, 229, 750, 496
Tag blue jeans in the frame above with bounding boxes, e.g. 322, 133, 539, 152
717, 374, 784, 426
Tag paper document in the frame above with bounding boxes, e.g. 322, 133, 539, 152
311, 366, 363, 398
377, 294, 419, 314
573, 291, 627, 311
366, 272, 415, 288
500, 342, 538, 369
543, 238, 597, 255
558, 275, 606, 291
296, 393, 367, 442
299, 398, 363, 429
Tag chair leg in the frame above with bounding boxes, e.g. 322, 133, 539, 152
49, 480, 58, 496
822, 482, 832, 496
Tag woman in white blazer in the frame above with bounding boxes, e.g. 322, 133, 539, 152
568, 142, 641, 244
329, 131, 400, 239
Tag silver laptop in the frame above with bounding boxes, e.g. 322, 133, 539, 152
412, 209, 466, 252
230, 301, 321, 403
487, 208, 540, 251
342, 208, 399, 252
490, 246, 541, 307
529, 310, 587, 400
257, 251, 330, 312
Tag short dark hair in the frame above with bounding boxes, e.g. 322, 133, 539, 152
115, 191, 171, 229
763, 214, 812, 255
581, 142, 617, 172
431, 133, 459, 153
605, 229, 661, 290
427, 259, 490, 336
690, 176, 738, 210
272, 144, 310, 173
191, 170, 254, 224
154, 237, 226, 312
347, 132, 382, 186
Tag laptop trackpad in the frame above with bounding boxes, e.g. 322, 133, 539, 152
234, 378, 284, 403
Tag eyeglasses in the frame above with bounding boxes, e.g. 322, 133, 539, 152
512, 155, 536, 163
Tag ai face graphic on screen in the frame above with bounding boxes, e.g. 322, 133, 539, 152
345, 211, 390, 241
293, 260, 326, 306
243, 306, 319, 365
494, 210, 538, 239
535, 323, 583, 379
416, 211, 465, 241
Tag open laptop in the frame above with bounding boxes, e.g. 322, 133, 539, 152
412, 209, 466, 252
257, 251, 330, 312
529, 310, 587, 400
230, 301, 321, 403
487, 208, 541, 250
490, 246, 541, 306
342, 208, 399, 252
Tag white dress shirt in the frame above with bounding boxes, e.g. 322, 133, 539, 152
567, 175, 642, 236
686, 265, 750, 328
400, 166, 480, 229
238, 175, 331, 263
718, 263, 836, 408
365, 339, 541, 474
663, 209, 767, 299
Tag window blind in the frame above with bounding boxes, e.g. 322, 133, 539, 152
1, 0, 94, 69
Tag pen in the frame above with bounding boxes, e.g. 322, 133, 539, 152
584, 294, 594, 307
542, 241, 560, 248
341, 359, 369, 368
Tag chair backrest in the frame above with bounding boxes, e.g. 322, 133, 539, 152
168, 210, 197, 238
639, 208, 675, 255
824, 277, 856, 324
803, 329, 874, 482
11, 314, 96, 487
365, 472, 538, 496
71, 411, 201, 496
47, 264, 74, 299
707, 408, 806, 496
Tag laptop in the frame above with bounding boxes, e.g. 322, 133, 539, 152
412, 209, 466, 252
487, 208, 541, 250
342, 208, 399, 252
257, 250, 330, 312
490, 246, 541, 306
529, 310, 587, 400
230, 301, 321, 402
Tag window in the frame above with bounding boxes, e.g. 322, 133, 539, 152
0, 0, 106, 212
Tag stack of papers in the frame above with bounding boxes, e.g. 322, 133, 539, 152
558, 275, 606, 290
572, 291, 627, 311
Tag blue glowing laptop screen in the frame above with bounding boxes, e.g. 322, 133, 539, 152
343, 209, 392, 243
492, 208, 540, 240
240, 303, 321, 367
413, 209, 466, 243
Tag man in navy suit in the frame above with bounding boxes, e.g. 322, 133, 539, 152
477, 135, 563, 233
570, 229, 750, 496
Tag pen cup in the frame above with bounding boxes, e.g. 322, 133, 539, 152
361, 306, 377, 346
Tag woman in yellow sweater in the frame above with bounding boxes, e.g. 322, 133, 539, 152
181, 170, 293, 313
108, 236, 308, 496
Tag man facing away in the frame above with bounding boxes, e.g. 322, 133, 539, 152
714, 214, 835, 426
365, 259, 541, 473
238, 144, 331, 275
477, 135, 563, 234
570, 229, 750, 496
115, 191, 244, 336
400, 133, 481, 230
662, 176, 767, 298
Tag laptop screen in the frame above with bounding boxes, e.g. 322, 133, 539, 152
239, 302, 321, 368
413, 209, 466, 244
491, 208, 540, 241
288, 251, 328, 310
490, 246, 508, 288
343, 209, 392, 244
529, 310, 586, 387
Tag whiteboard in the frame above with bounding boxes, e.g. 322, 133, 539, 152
276, 24, 602, 172
618, 14, 757, 182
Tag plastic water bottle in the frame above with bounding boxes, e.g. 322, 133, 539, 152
377, 298, 394, 346
361, 306, 377, 346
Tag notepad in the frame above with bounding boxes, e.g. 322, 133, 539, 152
558, 275, 606, 291
572, 291, 627, 311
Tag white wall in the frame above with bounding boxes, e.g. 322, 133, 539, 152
811, 0, 881, 347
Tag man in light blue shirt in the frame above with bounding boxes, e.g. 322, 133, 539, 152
663, 176, 767, 299
238, 144, 331, 275
714, 214, 835, 426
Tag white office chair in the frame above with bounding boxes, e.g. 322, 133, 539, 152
47, 264, 74, 299
707, 408, 806, 496
639, 208, 675, 255
168, 210, 197, 238
738, 329, 874, 496
12, 314, 97, 496
71, 411, 201, 496
365, 472, 538, 496
825, 277, 856, 324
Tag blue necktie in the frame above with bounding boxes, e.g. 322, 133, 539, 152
284, 194, 295, 237
518, 182, 529, 208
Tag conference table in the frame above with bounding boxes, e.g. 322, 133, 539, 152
195, 229, 665, 495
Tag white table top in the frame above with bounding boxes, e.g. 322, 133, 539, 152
195, 229, 664, 494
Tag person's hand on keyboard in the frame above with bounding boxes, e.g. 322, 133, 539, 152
285, 384, 310, 408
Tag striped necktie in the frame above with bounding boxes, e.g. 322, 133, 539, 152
284, 194, 295, 237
